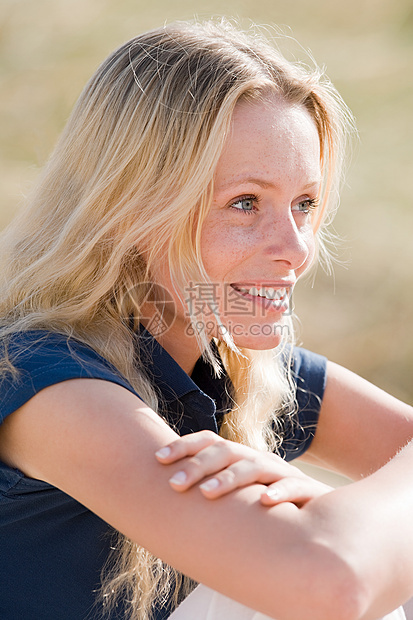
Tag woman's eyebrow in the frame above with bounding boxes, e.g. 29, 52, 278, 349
218, 177, 321, 191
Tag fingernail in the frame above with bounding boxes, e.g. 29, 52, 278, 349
200, 478, 220, 492
265, 488, 280, 499
156, 446, 171, 459
169, 471, 187, 485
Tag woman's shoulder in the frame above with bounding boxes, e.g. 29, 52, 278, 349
291, 346, 327, 398
0, 330, 135, 423
2, 329, 98, 360
279, 346, 328, 461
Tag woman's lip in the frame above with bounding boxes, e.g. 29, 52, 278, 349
229, 283, 292, 312
230, 282, 295, 291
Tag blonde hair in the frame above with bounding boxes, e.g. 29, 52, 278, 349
0, 18, 354, 619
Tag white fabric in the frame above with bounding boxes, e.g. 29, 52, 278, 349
169, 585, 272, 620
169, 584, 407, 620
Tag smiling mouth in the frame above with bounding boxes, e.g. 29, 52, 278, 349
231, 284, 289, 301
230, 284, 292, 313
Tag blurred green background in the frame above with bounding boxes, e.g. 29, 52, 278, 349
1, 0, 412, 402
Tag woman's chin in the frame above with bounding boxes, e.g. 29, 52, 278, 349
222, 324, 290, 351
232, 336, 283, 350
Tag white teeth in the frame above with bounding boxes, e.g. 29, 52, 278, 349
246, 286, 286, 301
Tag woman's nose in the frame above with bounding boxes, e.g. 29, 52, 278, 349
261, 212, 314, 272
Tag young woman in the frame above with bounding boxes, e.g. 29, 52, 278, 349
0, 19, 412, 620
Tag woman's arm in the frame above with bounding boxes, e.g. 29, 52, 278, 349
156, 430, 333, 506
301, 360, 413, 479
158, 429, 413, 618
0, 377, 412, 620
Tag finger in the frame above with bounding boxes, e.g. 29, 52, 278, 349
261, 477, 333, 506
261, 477, 333, 507
155, 430, 223, 463
178, 451, 306, 497
168, 440, 243, 491
198, 457, 297, 498
199, 458, 264, 498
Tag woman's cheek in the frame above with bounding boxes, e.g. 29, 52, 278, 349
201, 228, 254, 279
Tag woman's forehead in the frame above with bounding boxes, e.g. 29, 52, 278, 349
215, 97, 321, 189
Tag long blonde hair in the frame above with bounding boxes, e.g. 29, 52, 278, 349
0, 19, 353, 619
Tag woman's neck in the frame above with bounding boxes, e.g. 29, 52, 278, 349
142, 319, 203, 375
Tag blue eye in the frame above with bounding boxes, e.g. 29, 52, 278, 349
230, 196, 256, 213
293, 198, 319, 214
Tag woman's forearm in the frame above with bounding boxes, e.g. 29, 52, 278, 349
4, 378, 413, 620
301, 440, 413, 619
158, 433, 413, 619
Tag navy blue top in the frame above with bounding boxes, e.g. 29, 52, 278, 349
0, 330, 327, 619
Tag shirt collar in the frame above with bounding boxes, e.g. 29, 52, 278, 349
136, 326, 201, 403
135, 327, 232, 434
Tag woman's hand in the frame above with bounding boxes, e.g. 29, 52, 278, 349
155, 430, 333, 507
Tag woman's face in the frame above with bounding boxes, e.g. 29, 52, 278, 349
198, 94, 321, 349
146, 95, 321, 365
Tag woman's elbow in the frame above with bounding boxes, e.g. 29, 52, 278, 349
288, 539, 370, 620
